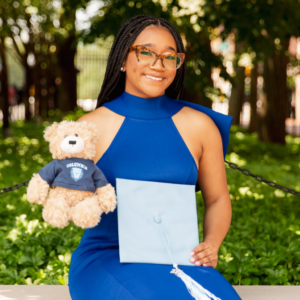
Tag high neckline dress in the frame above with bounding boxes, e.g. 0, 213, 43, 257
68, 91, 241, 300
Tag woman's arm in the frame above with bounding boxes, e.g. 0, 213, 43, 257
190, 113, 232, 268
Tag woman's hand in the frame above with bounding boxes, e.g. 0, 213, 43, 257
190, 241, 219, 268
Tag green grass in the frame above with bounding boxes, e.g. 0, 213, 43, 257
0, 114, 300, 285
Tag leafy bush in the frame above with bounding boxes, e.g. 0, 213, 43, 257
0, 116, 299, 285
197, 125, 300, 285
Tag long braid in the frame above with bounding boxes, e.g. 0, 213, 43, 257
96, 14, 186, 108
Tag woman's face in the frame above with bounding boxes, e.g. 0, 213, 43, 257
122, 25, 177, 98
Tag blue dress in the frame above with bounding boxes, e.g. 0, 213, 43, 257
68, 91, 241, 300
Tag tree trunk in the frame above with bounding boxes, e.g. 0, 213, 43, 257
199, 36, 213, 109
249, 63, 258, 133
57, 35, 78, 112
35, 64, 42, 119
295, 74, 300, 126
0, 38, 10, 135
228, 65, 245, 125
24, 65, 33, 121
261, 48, 289, 144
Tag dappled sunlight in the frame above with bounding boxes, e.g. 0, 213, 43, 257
21, 194, 28, 202
238, 186, 250, 195
0, 160, 11, 169
226, 152, 247, 167
274, 190, 285, 198
235, 131, 245, 140
26, 220, 41, 234
58, 253, 72, 265
286, 135, 300, 145
238, 187, 265, 200
281, 164, 291, 171
6, 228, 21, 242
6, 204, 16, 211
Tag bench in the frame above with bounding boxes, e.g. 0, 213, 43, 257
0, 285, 299, 299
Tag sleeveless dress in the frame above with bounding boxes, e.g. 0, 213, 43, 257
68, 91, 241, 300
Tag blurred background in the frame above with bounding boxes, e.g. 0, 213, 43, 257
0, 0, 300, 286
1, 0, 300, 141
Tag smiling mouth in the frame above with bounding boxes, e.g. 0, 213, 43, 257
143, 74, 164, 82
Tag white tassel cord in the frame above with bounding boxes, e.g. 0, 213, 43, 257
155, 220, 222, 300
170, 264, 222, 300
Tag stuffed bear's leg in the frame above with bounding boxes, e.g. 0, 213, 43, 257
42, 195, 70, 228
70, 195, 103, 229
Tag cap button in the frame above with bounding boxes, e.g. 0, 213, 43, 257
154, 215, 161, 223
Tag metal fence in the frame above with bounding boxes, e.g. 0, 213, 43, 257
75, 43, 110, 101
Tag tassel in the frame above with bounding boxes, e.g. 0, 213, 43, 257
170, 263, 222, 300
154, 217, 222, 300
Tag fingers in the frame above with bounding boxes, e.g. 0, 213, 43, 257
203, 260, 218, 268
190, 242, 210, 255
191, 252, 216, 265
190, 242, 219, 268
195, 253, 218, 268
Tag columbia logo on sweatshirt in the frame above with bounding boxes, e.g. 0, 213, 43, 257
67, 162, 88, 182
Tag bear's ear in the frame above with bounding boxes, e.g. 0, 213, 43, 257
44, 122, 59, 142
85, 121, 99, 142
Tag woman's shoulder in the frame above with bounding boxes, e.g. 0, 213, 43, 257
173, 102, 223, 155
77, 106, 122, 126
176, 104, 218, 134
174, 98, 232, 145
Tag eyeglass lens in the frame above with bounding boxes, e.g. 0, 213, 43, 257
139, 50, 181, 70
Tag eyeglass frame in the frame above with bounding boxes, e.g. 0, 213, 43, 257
128, 45, 185, 70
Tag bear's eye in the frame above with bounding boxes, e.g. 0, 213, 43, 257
74, 134, 78, 137
64, 135, 68, 138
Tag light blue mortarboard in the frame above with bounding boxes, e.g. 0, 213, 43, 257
116, 178, 199, 266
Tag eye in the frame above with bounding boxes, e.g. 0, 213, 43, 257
165, 55, 176, 60
74, 134, 78, 137
140, 50, 153, 56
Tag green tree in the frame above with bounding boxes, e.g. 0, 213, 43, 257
0, 0, 91, 121
204, 0, 300, 144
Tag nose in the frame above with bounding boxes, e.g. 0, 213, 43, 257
150, 58, 164, 70
69, 141, 76, 145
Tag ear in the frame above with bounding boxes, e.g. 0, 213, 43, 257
122, 58, 127, 72
44, 122, 59, 142
82, 121, 99, 142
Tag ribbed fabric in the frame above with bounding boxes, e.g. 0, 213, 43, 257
68, 91, 240, 300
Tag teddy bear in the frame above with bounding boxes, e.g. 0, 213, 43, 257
26, 120, 117, 229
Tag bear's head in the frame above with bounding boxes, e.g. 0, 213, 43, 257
43, 120, 99, 160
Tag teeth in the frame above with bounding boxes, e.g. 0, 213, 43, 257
145, 75, 163, 81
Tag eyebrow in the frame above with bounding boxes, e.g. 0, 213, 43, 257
140, 43, 176, 52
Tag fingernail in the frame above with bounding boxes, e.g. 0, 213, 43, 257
203, 264, 207, 267
190, 252, 194, 256
196, 261, 200, 266
190, 258, 195, 262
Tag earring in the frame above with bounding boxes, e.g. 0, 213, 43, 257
120, 66, 124, 71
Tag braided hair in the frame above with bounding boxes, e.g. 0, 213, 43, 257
95, 14, 186, 108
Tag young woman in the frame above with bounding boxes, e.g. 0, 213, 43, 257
68, 14, 241, 300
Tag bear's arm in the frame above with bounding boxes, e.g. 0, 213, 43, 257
38, 160, 57, 186
93, 166, 109, 189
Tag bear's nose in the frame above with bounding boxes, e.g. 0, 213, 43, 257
69, 141, 76, 145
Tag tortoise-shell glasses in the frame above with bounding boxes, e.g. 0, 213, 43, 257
128, 45, 185, 70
